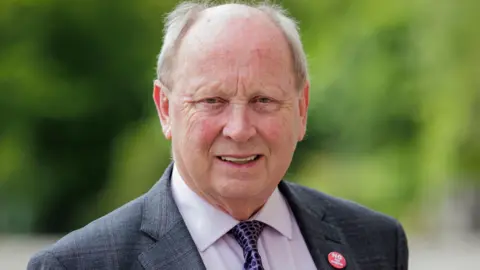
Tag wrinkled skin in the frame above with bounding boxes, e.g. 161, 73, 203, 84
154, 4, 309, 220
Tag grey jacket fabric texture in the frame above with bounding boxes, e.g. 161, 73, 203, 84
28, 163, 409, 270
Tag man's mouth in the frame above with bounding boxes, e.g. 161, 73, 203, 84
217, 155, 261, 164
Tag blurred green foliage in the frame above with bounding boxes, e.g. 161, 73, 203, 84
0, 0, 478, 234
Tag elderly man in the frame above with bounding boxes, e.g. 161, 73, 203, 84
28, 1, 408, 270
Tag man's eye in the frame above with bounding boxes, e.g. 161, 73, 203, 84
251, 96, 280, 113
255, 97, 273, 103
203, 98, 222, 104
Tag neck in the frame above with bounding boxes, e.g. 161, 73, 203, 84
214, 198, 267, 221
172, 162, 273, 220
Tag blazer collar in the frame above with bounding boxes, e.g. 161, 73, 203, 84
138, 162, 206, 270
137, 162, 360, 270
279, 181, 362, 270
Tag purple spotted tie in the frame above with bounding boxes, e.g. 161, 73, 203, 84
229, 220, 266, 270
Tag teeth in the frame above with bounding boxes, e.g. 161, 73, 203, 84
220, 155, 257, 163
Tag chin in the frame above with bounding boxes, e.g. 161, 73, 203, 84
215, 179, 270, 199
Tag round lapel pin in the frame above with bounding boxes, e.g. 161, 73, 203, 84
328, 251, 347, 269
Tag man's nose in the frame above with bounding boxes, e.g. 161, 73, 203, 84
222, 104, 257, 142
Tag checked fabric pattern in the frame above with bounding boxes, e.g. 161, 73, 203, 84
229, 220, 266, 270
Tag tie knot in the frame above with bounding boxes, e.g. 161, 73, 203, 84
229, 220, 265, 252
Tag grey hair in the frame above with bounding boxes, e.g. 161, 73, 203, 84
156, 0, 309, 91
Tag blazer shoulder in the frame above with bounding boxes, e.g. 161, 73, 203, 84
28, 194, 151, 269
283, 181, 402, 228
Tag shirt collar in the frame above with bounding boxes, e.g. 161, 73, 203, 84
171, 164, 293, 252
251, 184, 293, 240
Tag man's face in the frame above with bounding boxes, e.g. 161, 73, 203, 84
154, 7, 309, 209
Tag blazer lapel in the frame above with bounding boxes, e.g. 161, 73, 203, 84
138, 163, 206, 270
136, 163, 361, 270
279, 181, 361, 270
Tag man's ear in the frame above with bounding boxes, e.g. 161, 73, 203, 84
297, 81, 310, 141
153, 80, 172, 140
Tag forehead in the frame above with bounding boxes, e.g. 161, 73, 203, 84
172, 5, 295, 93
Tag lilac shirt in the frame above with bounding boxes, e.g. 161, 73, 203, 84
171, 165, 317, 270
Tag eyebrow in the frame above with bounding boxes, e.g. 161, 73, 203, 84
189, 82, 226, 97
184, 77, 294, 99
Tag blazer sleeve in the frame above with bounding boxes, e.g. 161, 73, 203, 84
395, 221, 409, 270
27, 250, 66, 270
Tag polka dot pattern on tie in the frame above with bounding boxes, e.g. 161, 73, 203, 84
229, 220, 265, 270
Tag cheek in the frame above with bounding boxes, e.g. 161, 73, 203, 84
257, 114, 296, 146
182, 112, 223, 148
196, 117, 221, 142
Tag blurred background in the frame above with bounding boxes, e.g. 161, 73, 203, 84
0, 0, 479, 269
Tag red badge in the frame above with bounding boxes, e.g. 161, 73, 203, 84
328, 251, 347, 269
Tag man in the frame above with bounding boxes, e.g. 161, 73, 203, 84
28, 1, 409, 270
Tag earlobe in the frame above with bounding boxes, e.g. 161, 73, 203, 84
163, 126, 171, 139
153, 80, 172, 140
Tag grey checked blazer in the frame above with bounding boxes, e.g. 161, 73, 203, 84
28, 163, 408, 270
